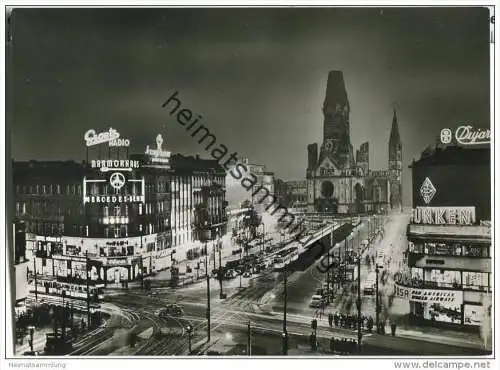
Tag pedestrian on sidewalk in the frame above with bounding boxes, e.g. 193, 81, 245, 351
328, 312, 334, 328
391, 322, 397, 337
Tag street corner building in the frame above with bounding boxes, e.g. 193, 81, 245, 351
11, 130, 228, 315
306, 71, 403, 215
396, 145, 492, 349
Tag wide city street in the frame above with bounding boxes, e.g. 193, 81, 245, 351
33, 212, 488, 356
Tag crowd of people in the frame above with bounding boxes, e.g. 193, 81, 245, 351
327, 312, 376, 332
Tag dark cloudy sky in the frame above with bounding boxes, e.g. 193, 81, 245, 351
9, 7, 490, 205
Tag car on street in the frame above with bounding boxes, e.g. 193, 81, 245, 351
224, 269, 237, 279
159, 304, 184, 318
309, 294, 324, 308
251, 265, 261, 274
243, 271, 252, 278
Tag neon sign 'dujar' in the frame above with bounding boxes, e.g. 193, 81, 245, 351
440, 126, 490, 146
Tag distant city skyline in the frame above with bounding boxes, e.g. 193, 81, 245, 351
9, 7, 491, 205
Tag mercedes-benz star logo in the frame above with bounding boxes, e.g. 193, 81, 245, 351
109, 172, 126, 190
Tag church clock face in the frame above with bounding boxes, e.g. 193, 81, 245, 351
325, 139, 335, 152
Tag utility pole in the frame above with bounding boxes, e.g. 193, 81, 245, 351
205, 242, 210, 342
283, 263, 288, 347
356, 255, 362, 354
261, 223, 265, 255
344, 235, 348, 282
218, 236, 223, 299
213, 241, 216, 270
33, 257, 38, 302
140, 255, 144, 290
247, 321, 252, 356
375, 265, 380, 334
186, 324, 193, 354
327, 228, 333, 301
86, 251, 91, 329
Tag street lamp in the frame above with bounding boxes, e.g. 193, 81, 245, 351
345, 232, 353, 281
326, 227, 334, 302
260, 222, 265, 255
32, 258, 38, 303
186, 324, 193, 354
27, 326, 35, 353
85, 251, 91, 330
282, 261, 288, 353
205, 237, 211, 342
282, 330, 288, 356
217, 228, 224, 299
375, 265, 381, 334
247, 320, 252, 356
356, 254, 362, 354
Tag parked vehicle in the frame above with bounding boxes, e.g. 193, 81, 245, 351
309, 294, 323, 308
224, 269, 237, 279
159, 304, 184, 318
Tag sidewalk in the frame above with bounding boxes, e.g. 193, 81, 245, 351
15, 326, 53, 355
278, 311, 484, 350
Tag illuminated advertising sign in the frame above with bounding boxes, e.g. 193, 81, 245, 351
84, 128, 130, 147
84, 194, 145, 204
106, 258, 128, 266
91, 159, 141, 172
394, 284, 463, 306
420, 177, 437, 204
145, 134, 171, 165
440, 126, 490, 146
412, 207, 476, 225
83, 176, 146, 204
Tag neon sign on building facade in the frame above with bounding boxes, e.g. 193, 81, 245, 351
440, 126, 490, 146
412, 206, 476, 225
83, 128, 145, 205
145, 134, 171, 165
84, 128, 130, 147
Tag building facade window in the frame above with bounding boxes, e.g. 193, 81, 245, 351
463, 271, 489, 291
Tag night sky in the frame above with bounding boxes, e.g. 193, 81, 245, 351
9, 7, 491, 205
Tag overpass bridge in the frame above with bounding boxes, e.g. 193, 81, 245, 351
268, 220, 362, 272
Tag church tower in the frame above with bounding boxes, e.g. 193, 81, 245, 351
321, 71, 354, 169
388, 108, 403, 210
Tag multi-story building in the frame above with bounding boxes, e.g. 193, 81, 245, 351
241, 158, 275, 211
273, 178, 289, 207
12, 221, 30, 316
13, 129, 227, 290
395, 146, 491, 332
285, 180, 307, 208
172, 154, 227, 262
306, 71, 402, 214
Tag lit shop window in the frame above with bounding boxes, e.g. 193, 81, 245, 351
463, 245, 488, 258
423, 242, 461, 256
463, 272, 489, 291
427, 269, 461, 289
